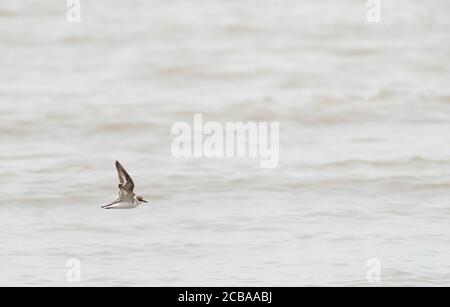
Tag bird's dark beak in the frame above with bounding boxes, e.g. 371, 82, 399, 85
143, 200, 149, 203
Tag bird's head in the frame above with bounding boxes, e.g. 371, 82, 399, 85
136, 196, 149, 204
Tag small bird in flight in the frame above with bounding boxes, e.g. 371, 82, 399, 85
102, 161, 149, 209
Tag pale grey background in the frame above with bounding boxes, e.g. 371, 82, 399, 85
0, 0, 449, 286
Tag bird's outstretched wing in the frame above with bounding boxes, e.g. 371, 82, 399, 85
115, 161, 135, 194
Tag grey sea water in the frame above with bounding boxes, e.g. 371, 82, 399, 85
1, 0, 450, 286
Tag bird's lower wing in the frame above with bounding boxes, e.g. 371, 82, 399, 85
101, 199, 120, 209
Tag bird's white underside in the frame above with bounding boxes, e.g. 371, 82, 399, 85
104, 201, 143, 209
